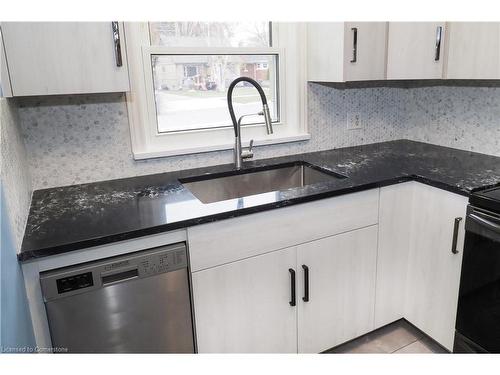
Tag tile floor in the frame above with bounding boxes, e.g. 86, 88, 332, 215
325, 320, 448, 354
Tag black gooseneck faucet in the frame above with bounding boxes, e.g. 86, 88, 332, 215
227, 77, 274, 169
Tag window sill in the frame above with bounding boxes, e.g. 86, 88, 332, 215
132, 133, 311, 160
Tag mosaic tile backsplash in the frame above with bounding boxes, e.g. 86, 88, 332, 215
17, 84, 403, 189
401, 86, 500, 154
0, 97, 32, 251
16, 83, 500, 190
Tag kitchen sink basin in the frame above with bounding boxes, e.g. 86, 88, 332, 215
180, 161, 347, 204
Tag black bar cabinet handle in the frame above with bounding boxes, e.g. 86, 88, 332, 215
435, 26, 443, 61
302, 265, 309, 302
350, 27, 358, 63
289, 268, 296, 307
112, 21, 123, 67
451, 217, 463, 254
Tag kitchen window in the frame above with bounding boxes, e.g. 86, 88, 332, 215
151, 53, 280, 133
125, 22, 308, 159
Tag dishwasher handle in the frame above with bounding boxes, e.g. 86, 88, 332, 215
101, 268, 139, 286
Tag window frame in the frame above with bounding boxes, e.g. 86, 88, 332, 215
125, 22, 309, 160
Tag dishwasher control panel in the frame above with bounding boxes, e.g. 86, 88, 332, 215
56, 272, 94, 294
40, 242, 188, 301
140, 248, 186, 276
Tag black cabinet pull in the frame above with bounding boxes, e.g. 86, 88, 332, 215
350, 27, 358, 63
111, 22, 123, 67
434, 26, 443, 61
451, 217, 463, 254
289, 268, 296, 307
302, 265, 309, 302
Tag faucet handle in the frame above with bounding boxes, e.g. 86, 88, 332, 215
241, 139, 254, 160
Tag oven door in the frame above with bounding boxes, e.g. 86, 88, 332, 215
455, 205, 500, 353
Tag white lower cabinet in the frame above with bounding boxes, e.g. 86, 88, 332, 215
191, 225, 378, 353
374, 182, 414, 328
191, 247, 298, 353
404, 183, 468, 351
297, 226, 378, 353
376, 182, 468, 351
190, 184, 468, 353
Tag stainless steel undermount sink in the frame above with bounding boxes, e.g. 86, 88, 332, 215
180, 162, 347, 204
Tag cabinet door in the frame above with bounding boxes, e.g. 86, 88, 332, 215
404, 184, 468, 351
1, 22, 130, 96
446, 22, 500, 79
0, 27, 12, 97
387, 22, 446, 79
307, 22, 346, 82
297, 226, 378, 353
374, 182, 414, 329
307, 22, 387, 82
191, 247, 297, 353
343, 22, 387, 81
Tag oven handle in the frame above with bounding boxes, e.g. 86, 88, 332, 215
469, 213, 500, 234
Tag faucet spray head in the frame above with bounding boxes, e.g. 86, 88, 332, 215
262, 104, 273, 135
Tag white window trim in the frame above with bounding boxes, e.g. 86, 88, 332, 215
124, 22, 309, 160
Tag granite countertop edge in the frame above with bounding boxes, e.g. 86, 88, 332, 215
18, 140, 500, 262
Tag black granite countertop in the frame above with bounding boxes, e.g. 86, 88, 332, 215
19, 140, 500, 262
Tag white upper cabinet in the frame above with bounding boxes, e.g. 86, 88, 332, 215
445, 22, 500, 79
387, 22, 446, 80
0, 27, 12, 97
1, 22, 130, 96
307, 22, 388, 82
309, 21, 500, 82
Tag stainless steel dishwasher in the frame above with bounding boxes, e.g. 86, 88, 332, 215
40, 243, 195, 353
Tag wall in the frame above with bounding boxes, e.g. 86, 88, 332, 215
17, 84, 404, 189
1, 98, 33, 247
401, 86, 500, 155
0, 97, 35, 351
15, 83, 500, 190
1, 187, 36, 352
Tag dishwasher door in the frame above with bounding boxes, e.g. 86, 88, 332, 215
40, 243, 195, 353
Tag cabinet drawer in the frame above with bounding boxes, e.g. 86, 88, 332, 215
188, 188, 379, 271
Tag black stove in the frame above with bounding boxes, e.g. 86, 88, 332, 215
454, 185, 500, 353
469, 186, 500, 213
